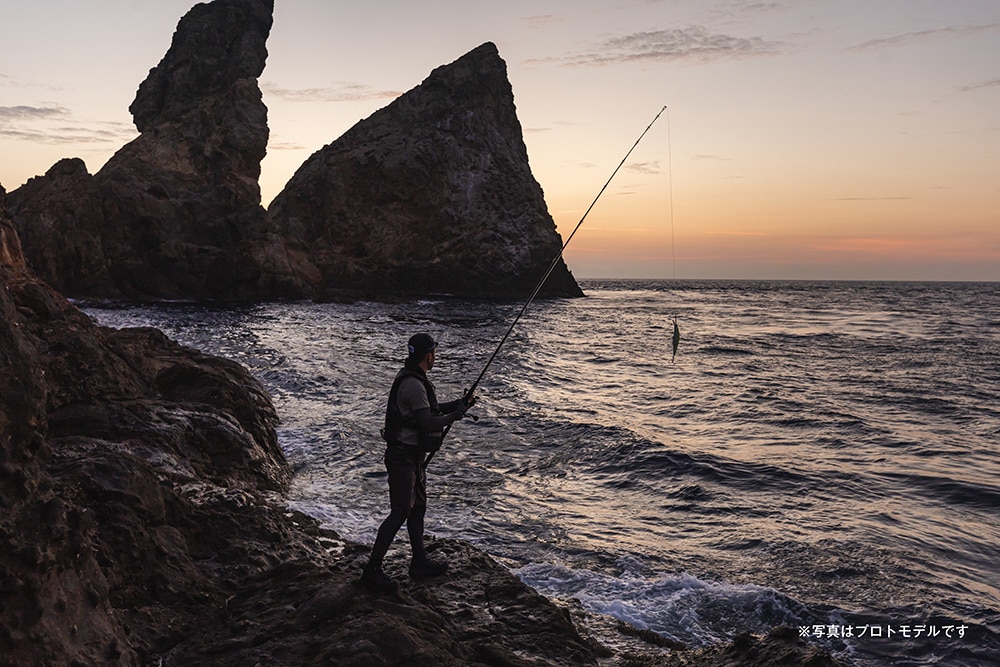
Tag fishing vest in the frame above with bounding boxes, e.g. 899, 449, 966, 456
381, 367, 444, 452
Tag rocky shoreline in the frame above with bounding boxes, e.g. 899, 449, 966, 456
2, 184, 843, 666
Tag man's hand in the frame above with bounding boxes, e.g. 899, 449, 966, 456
450, 397, 469, 420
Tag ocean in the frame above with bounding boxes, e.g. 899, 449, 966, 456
84, 279, 1000, 666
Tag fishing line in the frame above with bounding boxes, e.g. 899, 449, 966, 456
667, 106, 675, 281
428, 106, 669, 468
666, 106, 681, 364
466, 105, 668, 398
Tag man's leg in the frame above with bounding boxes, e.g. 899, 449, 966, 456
361, 448, 417, 592
407, 462, 448, 578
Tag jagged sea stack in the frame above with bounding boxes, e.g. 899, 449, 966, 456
268, 42, 583, 299
9, 0, 309, 300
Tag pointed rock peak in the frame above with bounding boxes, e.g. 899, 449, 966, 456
375, 41, 519, 136
426, 41, 503, 84
269, 42, 581, 299
130, 0, 274, 131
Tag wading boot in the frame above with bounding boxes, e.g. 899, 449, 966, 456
360, 563, 399, 593
409, 556, 449, 579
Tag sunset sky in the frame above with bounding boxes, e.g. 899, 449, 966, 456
1, 0, 997, 281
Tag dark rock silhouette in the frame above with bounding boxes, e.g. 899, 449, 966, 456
9, 0, 309, 301
268, 41, 582, 299
10, 10, 580, 303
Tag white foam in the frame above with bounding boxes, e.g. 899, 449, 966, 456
513, 561, 808, 647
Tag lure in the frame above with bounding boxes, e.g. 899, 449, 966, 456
671, 316, 681, 363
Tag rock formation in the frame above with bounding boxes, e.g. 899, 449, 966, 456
268, 42, 583, 299
9, 0, 310, 301
10, 7, 581, 303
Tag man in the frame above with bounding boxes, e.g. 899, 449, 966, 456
361, 333, 474, 593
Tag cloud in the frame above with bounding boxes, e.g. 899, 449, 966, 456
959, 78, 1000, 93
0, 107, 135, 145
545, 26, 784, 67
850, 23, 999, 51
266, 140, 308, 151
704, 1, 788, 20
0, 105, 70, 122
261, 81, 400, 103
521, 14, 564, 27
625, 161, 661, 174
832, 196, 911, 202
705, 229, 767, 236
0, 124, 134, 145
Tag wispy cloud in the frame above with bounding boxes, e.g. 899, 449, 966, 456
521, 14, 564, 27
543, 26, 785, 67
704, 1, 788, 20
0, 123, 134, 145
0, 106, 135, 145
626, 161, 661, 174
0, 105, 70, 121
959, 78, 1000, 93
832, 196, 911, 202
705, 229, 767, 236
261, 81, 400, 103
266, 140, 308, 151
850, 23, 998, 51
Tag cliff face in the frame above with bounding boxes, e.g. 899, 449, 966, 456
0, 182, 286, 664
268, 42, 583, 299
9, 0, 308, 301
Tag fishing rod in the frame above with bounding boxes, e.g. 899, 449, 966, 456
466, 105, 668, 396
427, 106, 668, 466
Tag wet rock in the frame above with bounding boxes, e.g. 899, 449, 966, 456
620, 625, 845, 666
269, 42, 583, 300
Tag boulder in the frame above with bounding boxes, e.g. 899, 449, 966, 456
9, 0, 309, 301
268, 42, 583, 299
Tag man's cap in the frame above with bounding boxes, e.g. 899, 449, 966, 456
407, 333, 438, 357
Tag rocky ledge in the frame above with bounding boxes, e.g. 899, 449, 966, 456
2, 185, 837, 665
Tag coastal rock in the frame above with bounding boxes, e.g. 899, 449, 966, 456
9, 0, 309, 301
3, 185, 842, 665
269, 42, 583, 299
6, 158, 113, 296
1, 181, 289, 664
4, 175, 599, 663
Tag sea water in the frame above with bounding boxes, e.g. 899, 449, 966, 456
85, 280, 1000, 666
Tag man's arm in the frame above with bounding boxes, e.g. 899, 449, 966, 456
411, 401, 468, 432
